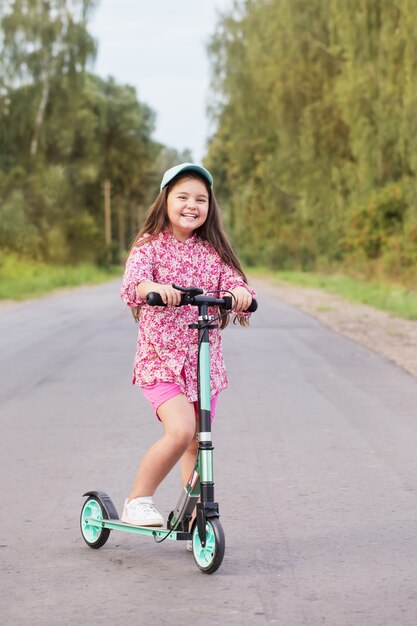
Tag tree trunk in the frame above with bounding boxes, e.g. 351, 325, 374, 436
30, 67, 50, 157
117, 201, 125, 262
103, 178, 112, 262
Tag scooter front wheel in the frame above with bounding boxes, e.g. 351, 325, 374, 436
80, 497, 111, 549
192, 517, 225, 574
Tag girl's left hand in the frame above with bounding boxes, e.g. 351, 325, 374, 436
229, 286, 252, 313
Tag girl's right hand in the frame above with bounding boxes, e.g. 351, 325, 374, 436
137, 281, 181, 307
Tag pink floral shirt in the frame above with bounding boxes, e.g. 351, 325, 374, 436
120, 230, 255, 402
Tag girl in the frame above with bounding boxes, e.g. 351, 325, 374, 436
120, 162, 255, 527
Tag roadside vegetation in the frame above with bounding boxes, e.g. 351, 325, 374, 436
250, 268, 417, 322
1, 1, 417, 307
207, 1, 417, 292
0, 0, 189, 293
0, 254, 121, 301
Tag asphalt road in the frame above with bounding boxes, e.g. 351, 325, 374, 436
1, 279, 417, 626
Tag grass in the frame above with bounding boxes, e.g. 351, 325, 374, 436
0, 255, 122, 301
248, 267, 417, 321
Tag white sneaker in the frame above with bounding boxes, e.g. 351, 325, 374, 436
186, 540, 193, 552
121, 497, 164, 527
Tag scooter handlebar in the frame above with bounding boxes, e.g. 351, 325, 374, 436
146, 291, 258, 313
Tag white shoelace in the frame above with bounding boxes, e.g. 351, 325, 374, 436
139, 502, 157, 513
129, 499, 158, 514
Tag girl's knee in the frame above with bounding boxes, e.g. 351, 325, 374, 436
159, 394, 196, 448
167, 423, 195, 450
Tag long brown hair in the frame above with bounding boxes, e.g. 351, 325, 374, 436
129, 172, 249, 328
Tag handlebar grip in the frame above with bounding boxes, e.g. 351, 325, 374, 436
146, 292, 165, 306
223, 297, 258, 313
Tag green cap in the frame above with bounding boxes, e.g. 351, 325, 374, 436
160, 163, 213, 192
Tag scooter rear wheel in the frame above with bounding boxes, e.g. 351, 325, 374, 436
192, 517, 225, 574
80, 497, 111, 549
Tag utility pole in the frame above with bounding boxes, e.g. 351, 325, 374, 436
118, 202, 125, 263
103, 178, 112, 263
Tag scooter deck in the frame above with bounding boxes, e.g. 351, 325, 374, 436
85, 516, 192, 541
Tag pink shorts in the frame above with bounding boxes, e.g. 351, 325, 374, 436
141, 381, 219, 422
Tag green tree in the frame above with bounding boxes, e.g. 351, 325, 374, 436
0, 1, 202, 265
1, 0, 96, 158
207, 0, 417, 281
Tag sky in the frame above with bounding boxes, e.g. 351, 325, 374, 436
89, 0, 234, 163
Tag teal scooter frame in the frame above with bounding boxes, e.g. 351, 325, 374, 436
80, 284, 257, 574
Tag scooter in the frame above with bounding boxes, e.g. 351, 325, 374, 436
80, 285, 257, 574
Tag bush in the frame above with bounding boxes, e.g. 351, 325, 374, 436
343, 180, 417, 282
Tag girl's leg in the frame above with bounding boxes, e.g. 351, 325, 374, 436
128, 393, 196, 500
180, 430, 198, 487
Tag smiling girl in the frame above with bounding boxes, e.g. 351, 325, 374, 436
120, 163, 255, 529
